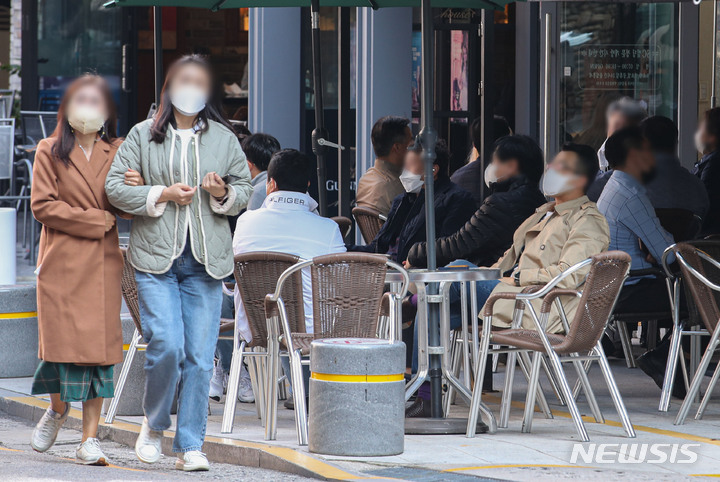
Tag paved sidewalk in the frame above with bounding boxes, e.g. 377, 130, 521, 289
2, 355, 720, 481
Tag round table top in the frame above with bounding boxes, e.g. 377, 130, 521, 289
385, 267, 501, 284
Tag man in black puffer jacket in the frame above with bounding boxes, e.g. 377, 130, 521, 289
407, 135, 546, 268
348, 140, 476, 264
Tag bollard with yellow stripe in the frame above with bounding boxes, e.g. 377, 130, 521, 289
309, 338, 405, 456
0, 284, 39, 378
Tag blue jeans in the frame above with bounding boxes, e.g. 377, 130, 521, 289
411, 260, 500, 373
135, 244, 222, 453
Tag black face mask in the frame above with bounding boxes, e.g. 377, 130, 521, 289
641, 166, 657, 184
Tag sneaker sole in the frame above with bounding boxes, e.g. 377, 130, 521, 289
175, 461, 210, 471
75, 456, 109, 466
238, 397, 255, 403
30, 441, 52, 453
135, 446, 162, 464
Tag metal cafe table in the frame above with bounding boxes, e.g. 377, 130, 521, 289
386, 266, 501, 434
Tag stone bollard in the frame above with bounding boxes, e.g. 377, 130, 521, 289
0, 284, 39, 377
308, 338, 405, 456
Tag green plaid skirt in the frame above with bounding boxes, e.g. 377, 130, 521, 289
31, 361, 114, 402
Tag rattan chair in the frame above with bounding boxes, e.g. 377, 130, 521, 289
264, 253, 409, 445
352, 206, 387, 243
105, 249, 235, 424
672, 242, 720, 424
467, 251, 636, 442
657, 240, 720, 412
330, 215, 353, 239
221, 252, 304, 434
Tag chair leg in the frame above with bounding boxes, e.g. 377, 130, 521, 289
444, 335, 462, 417
594, 343, 635, 437
521, 351, 543, 434
221, 340, 246, 434
675, 331, 720, 425
517, 351, 553, 419
617, 320, 636, 368
492, 346, 500, 373
659, 324, 684, 412
547, 351, 589, 442
105, 330, 140, 424
466, 316, 492, 437
264, 340, 280, 441
571, 357, 603, 423
499, 351, 517, 428
540, 354, 565, 405
289, 350, 308, 446
696, 357, 720, 420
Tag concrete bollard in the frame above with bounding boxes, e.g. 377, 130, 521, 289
0, 208, 16, 285
308, 338, 405, 456
0, 284, 39, 377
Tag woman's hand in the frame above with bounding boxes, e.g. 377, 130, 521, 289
201, 172, 227, 199
104, 211, 116, 232
124, 169, 144, 186
159, 183, 197, 206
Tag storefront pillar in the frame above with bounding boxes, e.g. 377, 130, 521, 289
248, 8, 302, 149
354, 6, 412, 203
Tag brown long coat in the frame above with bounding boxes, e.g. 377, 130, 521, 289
31, 137, 124, 365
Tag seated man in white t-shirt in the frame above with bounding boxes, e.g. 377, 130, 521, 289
232, 148, 346, 407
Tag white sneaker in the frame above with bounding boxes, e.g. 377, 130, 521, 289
175, 450, 210, 471
238, 365, 255, 403
31, 404, 69, 453
209, 363, 225, 402
75, 437, 109, 466
134, 417, 163, 464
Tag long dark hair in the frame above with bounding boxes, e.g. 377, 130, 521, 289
150, 54, 234, 143
50, 74, 118, 167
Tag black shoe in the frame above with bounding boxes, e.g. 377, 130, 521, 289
405, 397, 432, 418
284, 394, 294, 410
637, 350, 686, 399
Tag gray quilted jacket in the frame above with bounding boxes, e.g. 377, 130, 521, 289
106, 119, 252, 279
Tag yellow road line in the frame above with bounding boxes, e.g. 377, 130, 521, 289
446, 464, 591, 471
483, 393, 720, 447
311, 372, 404, 383
6, 396, 376, 481
0, 311, 37, 319
0, 446, 22, 452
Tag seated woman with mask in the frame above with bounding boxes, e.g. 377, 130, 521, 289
348, 140, 476, 265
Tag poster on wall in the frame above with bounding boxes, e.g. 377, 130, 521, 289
450, 30, 468, 122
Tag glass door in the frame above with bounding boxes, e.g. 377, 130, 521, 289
558, 2, 679, 152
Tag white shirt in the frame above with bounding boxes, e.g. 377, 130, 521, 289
232, 190, 346, 342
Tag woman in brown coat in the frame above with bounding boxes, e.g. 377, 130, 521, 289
29, 75, 123, 466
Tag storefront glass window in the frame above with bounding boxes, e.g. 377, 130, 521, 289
560, 2, 678, 151
37, 0, 123, 110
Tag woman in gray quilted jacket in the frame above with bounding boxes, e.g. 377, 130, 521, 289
105, 55, 251, 471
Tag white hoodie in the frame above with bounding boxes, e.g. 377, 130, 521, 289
232, 190, 346, 342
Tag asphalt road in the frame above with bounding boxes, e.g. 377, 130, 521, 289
0, 412, 314, 481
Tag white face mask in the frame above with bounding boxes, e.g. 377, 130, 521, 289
695, 130, 706, 154
400, 169, 424, 193
170, 85, 208, 116
68, 105, 106, 135
484, 163, 497, 188
541, 168, 577, 197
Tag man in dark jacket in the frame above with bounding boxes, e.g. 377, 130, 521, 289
451, 115, 512, 206
348, 140, 475, 264
694, 107, 720, 235
407, 135, 546, 268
